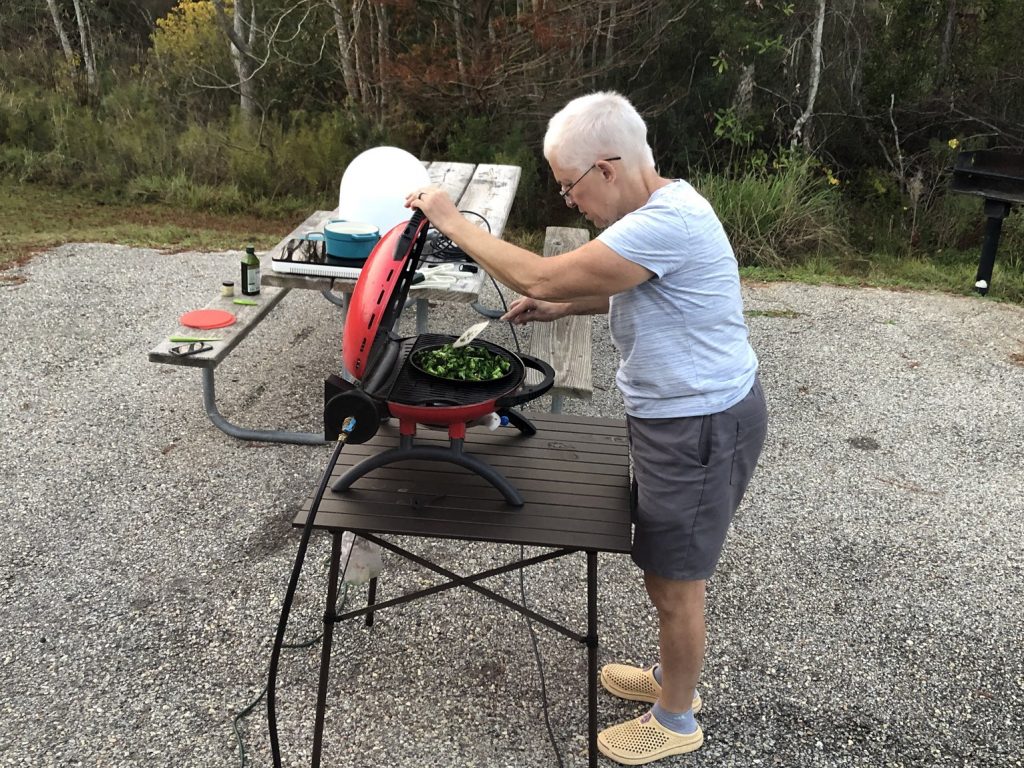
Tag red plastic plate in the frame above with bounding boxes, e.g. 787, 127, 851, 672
180, 309, 236, 330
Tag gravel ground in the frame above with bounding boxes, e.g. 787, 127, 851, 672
1, 243, 1022, 768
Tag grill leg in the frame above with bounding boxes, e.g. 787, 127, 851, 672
331, 444, 524, 506
499, 408, 537, 436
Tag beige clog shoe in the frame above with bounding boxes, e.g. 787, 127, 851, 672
597, 710, 704, 765
599, 664, 702, 713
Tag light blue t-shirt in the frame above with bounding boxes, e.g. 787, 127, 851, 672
597, 180, 758, 418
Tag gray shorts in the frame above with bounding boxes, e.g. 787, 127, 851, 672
628, 377, 768, 581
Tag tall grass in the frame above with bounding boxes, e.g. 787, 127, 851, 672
3, 76, 1020, 302
0, 80, 551, 223
693, 156, 850, 268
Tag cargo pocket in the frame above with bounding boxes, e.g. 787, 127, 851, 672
697, 414, 713, 467
728, 422, 741, 486
630, 477, 639, 523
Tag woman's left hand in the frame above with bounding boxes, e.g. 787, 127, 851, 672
501, 297, 569, 325
405, 186, 462, 234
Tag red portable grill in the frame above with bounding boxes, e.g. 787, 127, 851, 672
323, 211, 555, 506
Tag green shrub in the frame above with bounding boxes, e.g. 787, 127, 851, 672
693, 155, 850, 268
161, 172, 247, 213
100, 81, 177, 179
125, 174, 168, 203
926, 193, 987, 251
0, 87, 55, 150
277, 110, 362, 197
1001, 211, 1024, 274
46, 100, 108, 184
176, 121, 230, 184
447, 116, 546, 227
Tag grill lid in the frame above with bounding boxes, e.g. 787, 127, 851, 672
343, 211, 429, 381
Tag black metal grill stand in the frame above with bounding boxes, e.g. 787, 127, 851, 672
950, 149, 1024, 295
288, 412, 633, 768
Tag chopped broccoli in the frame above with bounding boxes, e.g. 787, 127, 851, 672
413, 343, 512, 381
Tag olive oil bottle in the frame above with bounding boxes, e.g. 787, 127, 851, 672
240, 246, 261, 295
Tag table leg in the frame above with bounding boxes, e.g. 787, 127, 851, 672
201, 367, 326, 445
319, 287, 348, 313
365, 577, 378, 627
587, 550, 598, 768
416, 298, 429, 335
471, 300, 505, 320
311, 532, 344, 768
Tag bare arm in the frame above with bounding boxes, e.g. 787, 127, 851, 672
502, 295, 609, 325
566, 295, 610, 315
407, 187, 652, 301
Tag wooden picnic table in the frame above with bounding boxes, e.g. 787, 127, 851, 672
263, 161, 521, 333
148, 161, 521, 445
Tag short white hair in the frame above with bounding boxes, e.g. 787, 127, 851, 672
543, 91, 656, 174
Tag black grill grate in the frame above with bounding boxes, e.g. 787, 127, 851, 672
384, 333, 524, 406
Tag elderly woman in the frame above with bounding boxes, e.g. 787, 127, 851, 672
407, 91, 768, 766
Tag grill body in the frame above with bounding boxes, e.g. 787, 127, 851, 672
950, 149, 1024, 294
325, 213, 554, 505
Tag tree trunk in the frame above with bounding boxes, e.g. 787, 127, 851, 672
605, 1, 617, 68
351, 0, 370, 105
70, 0, 97, 94
330, 0, 360, 101
791, 0, 827, 148
232, 0, 256, 125
733, 63, 755, 119
452, 0, 468, 96
935, 0, 958, 93
44, 0, 76, 67
374, 2, 391, 112
211, 0, 258, 125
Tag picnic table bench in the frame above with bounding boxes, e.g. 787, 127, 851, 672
526, 227, 594, 413
148, 161, 594, 444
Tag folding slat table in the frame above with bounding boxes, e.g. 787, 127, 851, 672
290, 411, 633, 767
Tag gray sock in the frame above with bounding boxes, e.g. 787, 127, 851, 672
652, 664, 700, 708
651, 701, 698, 734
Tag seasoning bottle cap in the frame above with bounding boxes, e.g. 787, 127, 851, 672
223, 281, 235, 286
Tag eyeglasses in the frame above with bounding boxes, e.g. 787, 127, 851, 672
169, 341, 213, 357
558, 157, 621, 205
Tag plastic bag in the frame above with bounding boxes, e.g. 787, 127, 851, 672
339, 532, 383, 584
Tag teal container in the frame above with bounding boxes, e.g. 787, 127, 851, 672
323, 220, 380, 267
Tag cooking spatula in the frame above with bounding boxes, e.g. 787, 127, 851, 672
452, 320, 489, 348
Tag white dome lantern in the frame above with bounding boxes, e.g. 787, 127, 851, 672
337, 146, 431, 234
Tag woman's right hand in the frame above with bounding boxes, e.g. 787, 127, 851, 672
501, 297, 569, 325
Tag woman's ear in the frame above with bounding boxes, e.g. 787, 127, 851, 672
598, 159, 617, 182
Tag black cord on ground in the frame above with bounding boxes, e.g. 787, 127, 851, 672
519, 544, 564, 768
233, 581, 356, 765
232, 583, 349, 768
266, 425, 356, 768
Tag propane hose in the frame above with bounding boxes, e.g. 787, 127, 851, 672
267, 416, 357, 768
